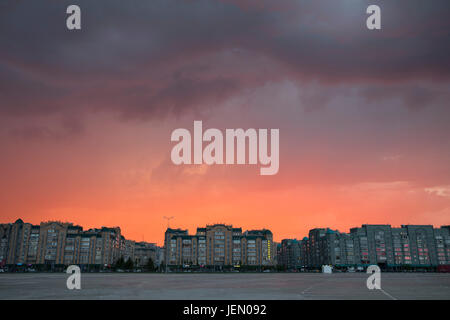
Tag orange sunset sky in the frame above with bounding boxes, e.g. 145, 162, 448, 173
1, 0, 450, 245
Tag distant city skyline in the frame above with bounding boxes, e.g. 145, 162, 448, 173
2, 218, 449, 271
1, 217, 449, 247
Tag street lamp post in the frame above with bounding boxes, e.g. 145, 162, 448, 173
163, 216, 174, 273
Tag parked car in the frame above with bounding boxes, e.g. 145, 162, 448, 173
437, 265, 450, 273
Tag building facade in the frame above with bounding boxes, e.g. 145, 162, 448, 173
279, 239, 302, 269
294, 224, 450, 269
0, 219, 159, 269
134, 241, 157, 267
164, 224, 274, 268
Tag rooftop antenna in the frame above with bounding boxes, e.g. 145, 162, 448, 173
163, 216, 174, 228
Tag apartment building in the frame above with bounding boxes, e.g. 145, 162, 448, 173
296, 224, 450, 269
134, 241, 157, 267
2, 219, 36, 265
121, 238, 135, 262
0, 219, 128, 268
279, 239, 302, 269
164, 224, 274, 267
307, 228, 327, 267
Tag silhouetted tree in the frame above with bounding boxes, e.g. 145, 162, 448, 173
114, 256, 125, 270
146, 258, 155, 272
124, 257, 134, 270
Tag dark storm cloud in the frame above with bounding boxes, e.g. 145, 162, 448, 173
0, 0, 449, 121
121, 75, 240, 120
361, 85, 450, 111
8, 119, 84, 141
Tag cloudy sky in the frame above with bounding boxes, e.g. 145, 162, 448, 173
0, 0, 449, 243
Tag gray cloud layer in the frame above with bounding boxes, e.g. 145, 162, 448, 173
0, 0, 449, 121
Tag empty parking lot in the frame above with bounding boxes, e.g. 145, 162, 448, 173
1, 272, 449, 300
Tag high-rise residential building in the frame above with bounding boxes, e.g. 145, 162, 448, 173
0, 224, 11, 266
307, 228, 327, 267
244, 229, 274, 266
273, 242, 281, 266
121, 238, 135, 263
400, 225, 438, 266
294, 224, 450, 269
0, 219, 165, 270
37, 221, 79, 265
317, 229, 355, 266
350, 224, 395, 265
154, 245, 164, 267
164, 224, 274, 268
299, 237, 309, 267
3, 219, 35, 265
434, 227, 450, 265
85, 227, 122, 266
0, 219, 146, 269
164, 228, 189, 266
279, 239, 301, 269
